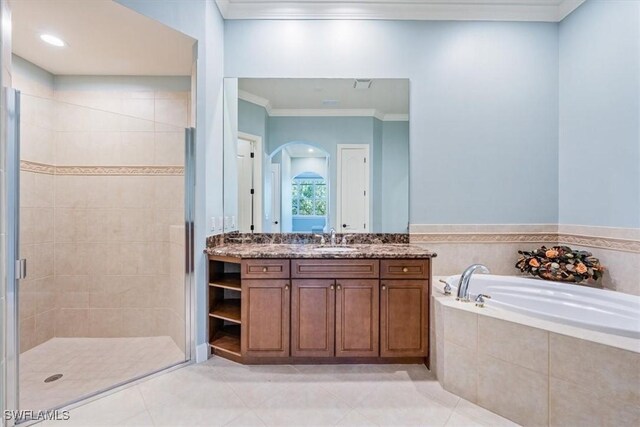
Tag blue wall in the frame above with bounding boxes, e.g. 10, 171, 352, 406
225, 20, 560, 225
559, 0, 640, 228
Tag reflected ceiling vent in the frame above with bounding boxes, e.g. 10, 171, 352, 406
353, 79, 372, 89
322, 99, 340, 106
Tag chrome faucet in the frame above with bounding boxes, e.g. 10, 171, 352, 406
329, 228, 337, 246
457, 264, 490, 302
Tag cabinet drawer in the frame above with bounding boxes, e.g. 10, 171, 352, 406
292, 259, 379, 279
241, 259, 290, 279
380, 259, 429, 280
291, 259, 380, 279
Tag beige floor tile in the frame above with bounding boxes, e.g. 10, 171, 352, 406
224, 411, 267, 427
454, 398, 520, 427
253, 384, 352, 426
334, 409, 378, 426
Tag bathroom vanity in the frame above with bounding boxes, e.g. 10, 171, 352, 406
207, 244, 434, 365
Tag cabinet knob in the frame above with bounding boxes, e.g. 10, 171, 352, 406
330, 285, 335, 290
402, 267, 409, 273
336, 284, 342, 290
285, 284, 289, 290
262, 267, 268, 273
382, 284, 387, 290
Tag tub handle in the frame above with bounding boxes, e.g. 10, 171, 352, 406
439, 279, 452, 296
475, 294, 491, 308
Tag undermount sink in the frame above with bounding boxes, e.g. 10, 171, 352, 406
314, 246, 358, 252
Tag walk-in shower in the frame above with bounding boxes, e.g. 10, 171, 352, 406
3, 0, 197, 421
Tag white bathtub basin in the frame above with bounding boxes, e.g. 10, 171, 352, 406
445, 274, 640, 339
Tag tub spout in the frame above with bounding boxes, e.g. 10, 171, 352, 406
457, 264, 490, 302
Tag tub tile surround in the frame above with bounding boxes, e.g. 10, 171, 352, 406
433, 289, 640, 427
411, 223, 640, 296
15, 67, 189, 353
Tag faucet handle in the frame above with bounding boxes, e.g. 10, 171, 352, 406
341, 235, 353, 246
474, 294, 491, 308
314, 234, 326, 245
439, 279, 452, 296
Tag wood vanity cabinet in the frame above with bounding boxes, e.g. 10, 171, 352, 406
291, 279, 335, 357
335, 279, 379, 357
380, 260, 429, 357
241, 260, 290, 357
209, 256, 430, 363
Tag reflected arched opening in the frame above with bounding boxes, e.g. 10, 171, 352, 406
267, 142, 330, 233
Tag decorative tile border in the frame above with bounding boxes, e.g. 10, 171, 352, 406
410, 233, 558, 244
21, 160, 183, 176
557, 234, 640, 254
55, 165, 184, 176
20, 160, 56, 175
410, 224, 640, 254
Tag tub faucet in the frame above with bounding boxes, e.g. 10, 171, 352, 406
329, 227, 337, 246
457, 264, 490, 302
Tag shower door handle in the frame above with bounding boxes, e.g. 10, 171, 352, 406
16, 259, 27, 280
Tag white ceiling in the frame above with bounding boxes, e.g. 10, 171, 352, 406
285, 143, 328, 158
216, 0, 584, 21
11, 0, 195, 76
239, 78, 409, 120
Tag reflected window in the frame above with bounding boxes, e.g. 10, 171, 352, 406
292, 173, 327, 216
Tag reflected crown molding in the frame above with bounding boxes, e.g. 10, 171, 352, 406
239, 90, 408, 121
216, 0, 585, 22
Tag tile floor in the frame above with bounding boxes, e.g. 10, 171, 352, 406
21, 337, 185, 411
40, 356, 520, 426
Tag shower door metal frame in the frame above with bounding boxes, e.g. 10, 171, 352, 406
184, 126, 196, 362
5, 87, 21, 425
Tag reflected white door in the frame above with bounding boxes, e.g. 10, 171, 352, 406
270, 163, 281, 232
337, 144, 370, 233
237, 138, 254, 232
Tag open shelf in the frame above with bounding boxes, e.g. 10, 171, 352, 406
210, 325, 241, 356
209, 273, 241, 292
210, 299, 241, 323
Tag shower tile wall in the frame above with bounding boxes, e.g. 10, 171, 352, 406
16, 62, 189, 353
16, 71, 56, 352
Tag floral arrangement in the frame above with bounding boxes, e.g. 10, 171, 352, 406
515, 245, 605, 283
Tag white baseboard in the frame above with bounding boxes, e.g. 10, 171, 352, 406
195, 343, 209, 363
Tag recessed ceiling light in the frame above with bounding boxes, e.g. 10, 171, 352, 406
40, 34, 65, 47
308, 148, 314, 153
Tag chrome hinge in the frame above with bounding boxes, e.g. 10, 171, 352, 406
16, 259, 27, 280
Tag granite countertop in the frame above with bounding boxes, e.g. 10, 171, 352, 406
206, 243, 436, 259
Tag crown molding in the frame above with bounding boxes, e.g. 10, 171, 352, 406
239, 91, 408, 121
215, 1, 585, 22
238, 90, 272, 115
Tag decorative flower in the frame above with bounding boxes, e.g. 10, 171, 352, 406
545, 249, 559, 258
575, 263, 588, 274
515, 245, 604, 284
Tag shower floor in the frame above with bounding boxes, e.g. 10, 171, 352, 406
19, 336, 184, 411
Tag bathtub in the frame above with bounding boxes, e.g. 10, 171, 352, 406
444, 274, 640, 339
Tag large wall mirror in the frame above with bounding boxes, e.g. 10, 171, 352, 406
223, 78, 409, 234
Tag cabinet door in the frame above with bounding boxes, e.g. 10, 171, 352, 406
380, 280, 427, 357
241, 279, 290, 357
291, 279, 335, 357
335, 279, 379, 357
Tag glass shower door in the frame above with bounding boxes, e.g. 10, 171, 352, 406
11, 91, 193, 417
